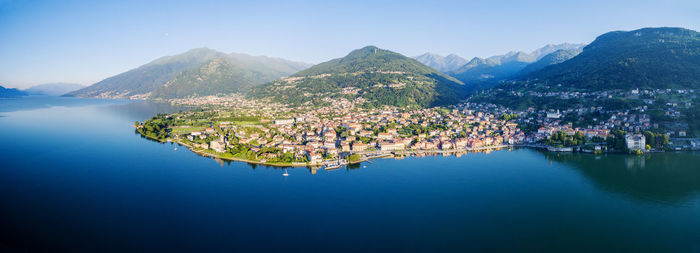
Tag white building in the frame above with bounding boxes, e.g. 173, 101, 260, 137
625, 133, 646, 151
210, 140, 226, 153
379, 141, 404, 151
306, 152, 323, 164
274, 119, 294, 125
546, 110, 561, 119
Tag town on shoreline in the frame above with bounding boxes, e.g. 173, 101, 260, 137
136, 92, 700, 168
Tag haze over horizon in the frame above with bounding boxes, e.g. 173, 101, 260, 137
1, 0, 698, 88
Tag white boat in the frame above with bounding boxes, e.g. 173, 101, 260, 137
324, 159, 347, 170
282, 169, 289, 177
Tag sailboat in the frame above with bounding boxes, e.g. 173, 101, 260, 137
283, 169, 289, 177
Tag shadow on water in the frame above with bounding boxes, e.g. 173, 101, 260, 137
540, 151, 700, 204
347, 163, 361, 170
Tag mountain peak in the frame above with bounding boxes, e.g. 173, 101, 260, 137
416, 52, 442, 59
250, 46, 466, 108
515, 48, 583, 77
344, 45, 392, 59
530, 43, 586, 59
352, 45, 382, 54
502, 51, 536, 63
413, 53, 467, 73
360, 45, 380, 50
66, 47, 309, 99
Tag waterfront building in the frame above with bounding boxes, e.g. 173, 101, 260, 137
625, 133, 646, 151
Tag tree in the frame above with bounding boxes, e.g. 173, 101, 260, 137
643, 131, 656, 147
348, 154, 361, 162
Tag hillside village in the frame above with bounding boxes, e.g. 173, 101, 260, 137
471, 86, 699, 150
137, 90, 699, 168
138, 95, 520, 167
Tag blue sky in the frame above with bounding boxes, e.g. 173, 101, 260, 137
1, 0, 698, 88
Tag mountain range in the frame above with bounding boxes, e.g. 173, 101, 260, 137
249, 46, 466, 108
413, 53, 468, 73
514, 48, 583, 77
529, 43, 587, 60
471, 27, 700, 110
449, 51, 536, 85
58, 26, 699, 109
24, 83, 86, 96
66, 48, 310, 99
1, 83, 86, 98
413, 43, 585, 85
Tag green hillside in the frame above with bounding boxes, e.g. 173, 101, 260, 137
248, 46, 467, 108
522, 27, 700, 90
66, 48, 224, 98
150, 54, 309, 99
66, 48, 309, 99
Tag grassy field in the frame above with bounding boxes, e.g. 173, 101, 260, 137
171, 126, 205, 134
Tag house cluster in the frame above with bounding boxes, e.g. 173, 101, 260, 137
175, 99, 523, 164
164, 86, 697, 163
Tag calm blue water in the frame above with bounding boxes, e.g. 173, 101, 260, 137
1, 97, 700, 252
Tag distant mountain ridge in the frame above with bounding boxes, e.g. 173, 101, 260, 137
413, 53, 468, 73
66, 48, 310, 99
530, 43, 586, 59
413, 50, 541, 81
515, 48, 583, 77
449, 51, 536, 84
249, 46, 467, 108
25, 83, 85, 96
413, 43, 585, 85
0, 85, 28, 98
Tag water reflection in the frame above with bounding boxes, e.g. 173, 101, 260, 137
541, 151, 700, 204
623, 155, 646, 171
0, 96, 130, 113
96, 100, 191, 121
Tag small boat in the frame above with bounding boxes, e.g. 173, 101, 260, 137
324, 158, 347, 170
325, 164, 342, 170
174, 147, 178, 150
282, 169, 289, 177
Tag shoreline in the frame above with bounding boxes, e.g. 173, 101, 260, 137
168, 138, 518, 168
140, 133, 698, 169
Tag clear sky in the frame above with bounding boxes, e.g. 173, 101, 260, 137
1, 0, 698, 88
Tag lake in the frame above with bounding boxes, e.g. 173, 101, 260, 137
1, 97, 700, 252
